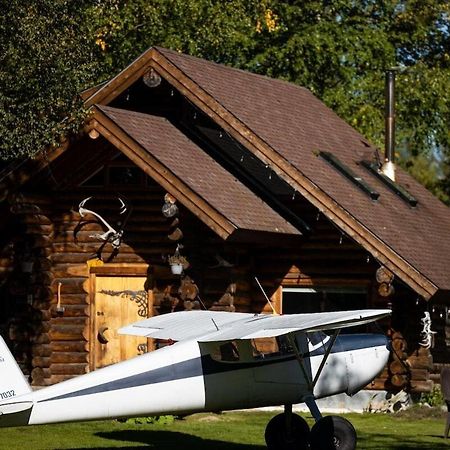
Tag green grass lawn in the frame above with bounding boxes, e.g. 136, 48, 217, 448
0, 409, 448, 450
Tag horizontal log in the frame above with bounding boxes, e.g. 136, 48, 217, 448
51, 305, 88, 318
50, 352, 89, 364
51, 341, 88, 353
36, 374, 79, 386
51, 252, 147, 264
24, 224, 53, 235
34, 271, 54, 285
410, 368, 429, 381
406, 355, 434, 370
50, 363, 88, 375
367, 378, 389, 391
31, 367, 51, 383
55, 230, 169, 243
389, 360, 408, 375
35, 257, 52, 271
392, 339, 407, 352
53, 264, 89, 278
233, 296, 252, 307
9, 203, 42, 214
51, 278, 87, 294
391, 374, 408, 387
31, 333, 51, 344
32, 356, 50, 368
51, 317, 86, 326
32, 344, 52, 357
21, 214, 52, 225
49, 325, 85, 341
49, 293, 89, 306
417, 346, 431, 357
410, 379, 434, 393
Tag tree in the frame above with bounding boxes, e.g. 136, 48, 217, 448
0, 1, 97, 159
87, 0, 256, 78
1, 0, 448, 202
243, 1, 450, 198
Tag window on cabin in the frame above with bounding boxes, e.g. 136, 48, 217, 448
109, 166, 142, 186
210, 341, 240, 362
252, 335, 294, 360
283, 286, 367, 313
79, 154, 147, 188
282, 286, 368, 333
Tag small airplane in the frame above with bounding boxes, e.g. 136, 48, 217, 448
0, 308, 391, 450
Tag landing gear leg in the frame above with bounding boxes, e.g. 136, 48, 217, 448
264, 404, 310, 450
306, 397, 357, 450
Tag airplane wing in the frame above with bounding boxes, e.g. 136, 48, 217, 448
118, 309, 391, 342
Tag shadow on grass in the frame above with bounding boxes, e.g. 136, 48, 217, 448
65, 429, 266, 450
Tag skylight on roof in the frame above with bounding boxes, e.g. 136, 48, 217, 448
361, 161, 418, 207
319, 152, 380, 200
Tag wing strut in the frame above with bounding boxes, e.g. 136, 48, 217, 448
312, 329, 340, 389
286, 333, 313, 391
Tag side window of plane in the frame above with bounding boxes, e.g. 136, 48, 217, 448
210, 341, 240, 362
252, 336, 294, 360
307, 331, 330, 350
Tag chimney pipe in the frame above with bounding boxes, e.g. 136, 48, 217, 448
381, 70, 396, 181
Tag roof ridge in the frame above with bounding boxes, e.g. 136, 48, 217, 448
154, 46, 313, 94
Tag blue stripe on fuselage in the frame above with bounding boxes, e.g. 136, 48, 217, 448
38, 334, 388, 403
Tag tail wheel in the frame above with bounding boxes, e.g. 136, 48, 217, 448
265, 412, 310, 450
310, 415, 356, 450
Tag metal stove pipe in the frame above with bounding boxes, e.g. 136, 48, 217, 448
381, 70, 396, 181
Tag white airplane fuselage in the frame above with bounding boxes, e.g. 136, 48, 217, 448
0, 332, 389, 428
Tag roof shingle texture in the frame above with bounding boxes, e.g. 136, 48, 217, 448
157, 47, 450, 290
98, 105, 299, 237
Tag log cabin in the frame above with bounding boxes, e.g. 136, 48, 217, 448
0, 47, 449, 394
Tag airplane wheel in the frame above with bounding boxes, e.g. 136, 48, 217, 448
310, 416, 356, 450
265, 412, 310, 450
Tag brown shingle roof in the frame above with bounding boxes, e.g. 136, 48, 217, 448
154, 47, 450, 294
95, 105, 300, 239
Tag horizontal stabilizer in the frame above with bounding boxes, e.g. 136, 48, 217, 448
119, 309, 391, 342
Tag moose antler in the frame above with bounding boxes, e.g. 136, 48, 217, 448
77, 196, 130, 249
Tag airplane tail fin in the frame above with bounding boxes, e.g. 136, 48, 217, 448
0, 335, 32, 400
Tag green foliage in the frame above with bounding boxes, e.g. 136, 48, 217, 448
1, 0, 449, 202
419, 384, 444, 407
87, 0, 256, 78
0, 0, 98, 159
125, 414, 175, 425
244, 1, 450, 159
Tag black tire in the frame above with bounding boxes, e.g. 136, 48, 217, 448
265, 412, 310, 450
310, 416, 356, 450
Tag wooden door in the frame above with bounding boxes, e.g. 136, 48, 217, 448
90, 270, 151, 370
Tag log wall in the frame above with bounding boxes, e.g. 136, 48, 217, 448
0, 177, 433, 392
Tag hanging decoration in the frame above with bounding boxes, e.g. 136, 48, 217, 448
162, 193, 178, 218
419, 311, 436, 349
167, 244, 189, 275
74, 196, 131, 261
143, 68, 161, 88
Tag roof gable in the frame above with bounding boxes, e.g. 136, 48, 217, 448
92, 105, 300, 241
6, 46, 450, 299
89, 47, 450, 299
